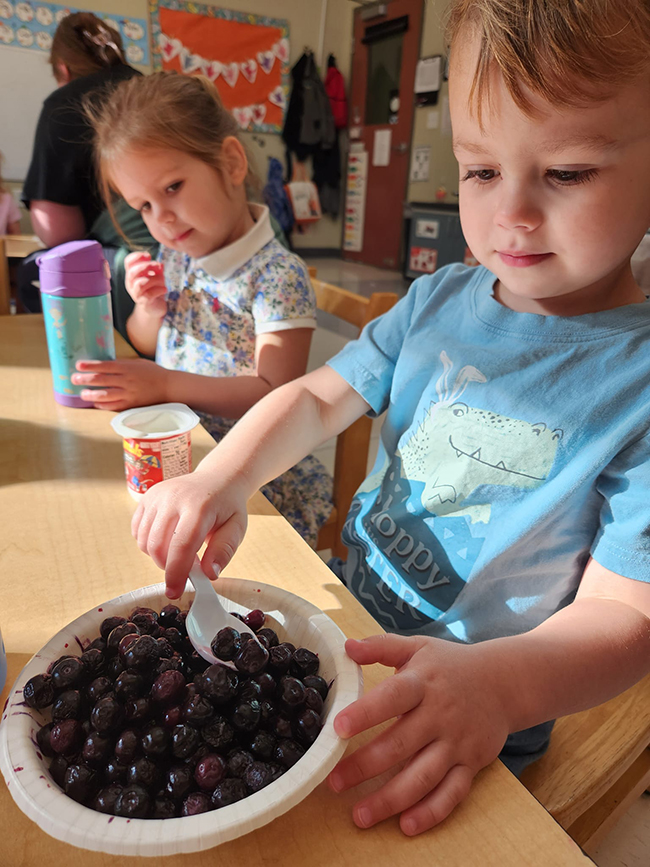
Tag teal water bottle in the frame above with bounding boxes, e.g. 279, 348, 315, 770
38, 240, 116, 408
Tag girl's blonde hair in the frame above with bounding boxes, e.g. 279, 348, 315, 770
50, 12, 125, 83
85, 71, 258, 234
446, 0, 650, 117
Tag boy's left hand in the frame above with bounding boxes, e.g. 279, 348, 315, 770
329, 634, 511, 836
71, 359, 169, 411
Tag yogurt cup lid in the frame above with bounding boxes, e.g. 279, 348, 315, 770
110, 403, 200, 440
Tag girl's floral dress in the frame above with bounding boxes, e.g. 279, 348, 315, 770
156, 210, 333, 547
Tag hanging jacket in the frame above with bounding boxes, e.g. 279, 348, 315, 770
283, 51, 335, 161
324, 65, 348, 130
263, 157, 295, 236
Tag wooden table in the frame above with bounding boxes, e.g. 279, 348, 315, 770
0, 315, 593, 866
0, 233, 44, 315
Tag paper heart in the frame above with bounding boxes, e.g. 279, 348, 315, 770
257, 50, 275, 74
184, 52, 204, 73
273, 38, 289, 63
202, 59, 221, 81
232, 106, 253, 130
240, 59, 257, 84
251, 103, 267, 125
159, 33, 182, 62
267, 86, 286, 109
221, 61, 239, 88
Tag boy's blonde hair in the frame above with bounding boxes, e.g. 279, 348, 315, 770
446, 0, 650, 116
85, 71, 258, 232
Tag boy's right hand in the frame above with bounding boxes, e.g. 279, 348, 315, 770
125, 251, 167, 318
131, 470, 249, 598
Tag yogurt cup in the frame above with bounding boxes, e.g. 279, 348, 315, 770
110, 403, 200, 500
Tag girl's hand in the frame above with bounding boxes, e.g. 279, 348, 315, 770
71, 358, 169, 411
125, 251, 167, 318
131, 470, 249, 598
328, 634, 511, 836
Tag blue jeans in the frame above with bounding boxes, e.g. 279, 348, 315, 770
327, 556, 555, 776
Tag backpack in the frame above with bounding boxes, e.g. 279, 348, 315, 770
263, 157, 295, 236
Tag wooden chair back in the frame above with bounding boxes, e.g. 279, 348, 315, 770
310, 275, 398, 557
520, 672, 650, 853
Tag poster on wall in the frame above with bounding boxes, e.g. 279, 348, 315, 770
150, 0, 290, 134
343, 149, 367, 252
0, 2, 149, 64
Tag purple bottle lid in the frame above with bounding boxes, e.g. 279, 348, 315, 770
37, 240, 112, 298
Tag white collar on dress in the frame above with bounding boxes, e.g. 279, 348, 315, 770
196, 203, 275, 281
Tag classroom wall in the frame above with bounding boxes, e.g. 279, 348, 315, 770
3, 0, 352, 251
406, 0, 459, 205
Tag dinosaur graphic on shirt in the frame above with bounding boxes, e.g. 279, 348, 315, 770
360, 351, 563, 523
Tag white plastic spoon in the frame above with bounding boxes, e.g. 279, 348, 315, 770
185, 560, 259, 667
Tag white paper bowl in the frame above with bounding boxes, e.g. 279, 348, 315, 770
0, 579, 363, 857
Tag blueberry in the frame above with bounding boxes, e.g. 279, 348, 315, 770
290, 648, 320, 679
80, 648, 105, 678
82, 732, 113, 767
114, 670, 144, 702
100, 616, 127, 641
124, 696, 153, 725
201, 716, 235, 752
93, 784, 123, 815
116, 784, 151, 818
273, 738, 305, 768
242, 609, 265, 632
278, 676, 306, 709
86, 676, 113, 704
244, 760, 276, 793
171, 723, 201, 759
226, 748, 254, 779
106, 622, 139, 656
230, 699, 261, 733
151, 669, 186, 705
182, 694, 214, 728
211, 777, 248, 808
122, 635, 161, 670
210, 626, 242, 661
164, 764, 194, 801
303, 675, 329, 700
233, 641, 269, 677
253, 672, 276, 698
249, 730, 276, 761
256, 628, 279, 649
64, 763, 99, 804
104, 757, 129, 785
52, 689, 84, 722
115, 729, 140, 764
158, 604, 182, 630
194, 753, 226, 790
36, 722, 55, 758
152, 797, 177, 819
161, 705, 183, 729
267, 644, 293, 677
23, 674, 54, 709
49, 755, 69, 787
50, 719, 84, 756
129, 607, 159, 635
304, 687, 324, 716
91, 695, 125, 735
293, 709, 322, 746
181, 791, 211, 816
141, 725, 171, 757
51, 657, 86, 691
201, 664, 239, 706
126, 757, 161, 792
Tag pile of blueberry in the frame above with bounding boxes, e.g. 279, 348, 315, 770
23, 604, 328, 819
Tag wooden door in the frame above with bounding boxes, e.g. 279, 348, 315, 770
343, 0, 424, 270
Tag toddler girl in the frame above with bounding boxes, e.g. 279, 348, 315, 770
74, 71, 331, 546
0, 153, 21, 236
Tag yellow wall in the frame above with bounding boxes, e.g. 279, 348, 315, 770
407, 0, 458, 205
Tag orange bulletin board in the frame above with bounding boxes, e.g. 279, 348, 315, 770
150, 1, 290, 133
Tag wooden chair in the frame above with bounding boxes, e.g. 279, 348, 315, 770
0, 234, 43, 315
309, 275, 398, 558
520, 671, 650, 854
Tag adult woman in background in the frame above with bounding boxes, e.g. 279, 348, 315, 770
18, 12, 155, 338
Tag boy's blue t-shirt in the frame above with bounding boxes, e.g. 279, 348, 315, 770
327, 264, 650, 643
